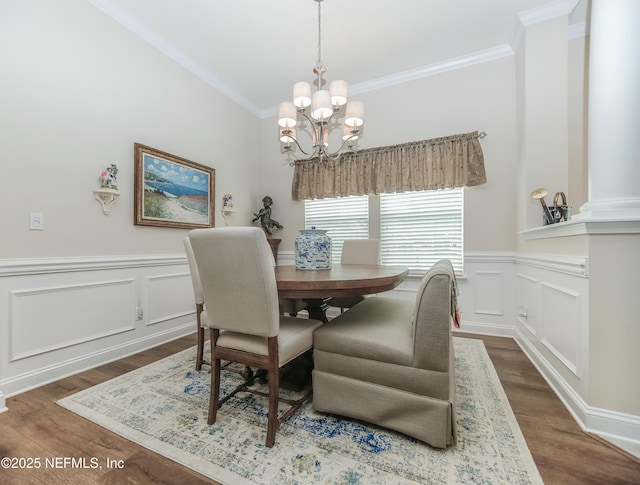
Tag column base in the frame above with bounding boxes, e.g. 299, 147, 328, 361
575, 198, 640, 221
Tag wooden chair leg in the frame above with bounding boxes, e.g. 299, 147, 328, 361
208, 330, 221, 425
208, 358, 221, 425
195, 304, 204, 370
265, 370, 279, 447
196, 327, 204, 371
265, 337, 280, 448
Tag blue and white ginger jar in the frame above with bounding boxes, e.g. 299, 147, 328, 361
295, 229, 332, 270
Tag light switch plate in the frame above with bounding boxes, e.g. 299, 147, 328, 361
30, 212, 44, 230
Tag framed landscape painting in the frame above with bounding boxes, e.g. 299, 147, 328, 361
134, 143, 215, 229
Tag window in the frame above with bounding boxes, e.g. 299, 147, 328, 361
304, 195, 368, 262
380, 189, 463, 275
304, 189, 463, 275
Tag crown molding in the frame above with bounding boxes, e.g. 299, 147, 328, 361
518, 0, 580, 27
353, 44, 514, 96
87, 0, 587, 121
261, 45, 514, 119
511, 0, 584, 53
85, 0, 262, 117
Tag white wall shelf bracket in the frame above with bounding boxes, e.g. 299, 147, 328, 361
94, 188, 120, 215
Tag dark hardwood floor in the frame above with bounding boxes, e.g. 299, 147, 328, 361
1, 332, 638, 484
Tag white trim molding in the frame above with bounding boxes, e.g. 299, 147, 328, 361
518, 0, 580, 27
0, 254, 194, 401
85, 0, 260, 117
516, 330, 640, 451
0, 254, 187, 277
0, 322, 193, 399
519, 218, 640, 240
2, 250, 637, 453
516, 252, 589, 277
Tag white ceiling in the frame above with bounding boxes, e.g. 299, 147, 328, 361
87, 0, 588, 117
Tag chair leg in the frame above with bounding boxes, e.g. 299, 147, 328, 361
266, 366, 279, 448
208, 330, 221, 425
265, 337, 280, 448
196, 327, 204, 370
195, 304, 204, 370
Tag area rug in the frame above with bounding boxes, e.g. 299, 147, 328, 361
57, 337, 542, 484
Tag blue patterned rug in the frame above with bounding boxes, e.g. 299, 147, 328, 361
57, 337, 542, 484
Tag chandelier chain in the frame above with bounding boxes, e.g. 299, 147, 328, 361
316, 0, 322, 68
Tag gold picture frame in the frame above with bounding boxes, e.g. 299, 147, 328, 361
134, 143, 215, 229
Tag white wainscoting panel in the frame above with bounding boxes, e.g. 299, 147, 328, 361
516, 273, 539, 337
146, 271, 194, 326
515, 254, 588, 388
515, 253, 592, 442
473, 271, 505, 316
3, 250, 634, 451
0, 255, 195, 401
540, 282, 582, 377
9, 278, 136, 361
457, 253, 516, 337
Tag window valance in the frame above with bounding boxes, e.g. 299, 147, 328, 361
291, 131, 486, 200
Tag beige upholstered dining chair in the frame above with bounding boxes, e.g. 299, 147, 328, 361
184, 236, 253, 379
329, 239, 380, 312
189, 227, 323, 448
183, 237, 208, 370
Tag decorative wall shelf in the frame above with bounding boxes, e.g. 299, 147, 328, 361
94, 188, 120, 214
221, 208, 235, 226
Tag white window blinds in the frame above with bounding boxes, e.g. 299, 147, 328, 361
380, 189, 464, 275
304, 190, 463, 274
304, 196, 369, 262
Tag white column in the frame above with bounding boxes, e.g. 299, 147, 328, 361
577, 0, 640, 219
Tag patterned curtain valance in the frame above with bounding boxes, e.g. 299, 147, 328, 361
291, 131, 486, 200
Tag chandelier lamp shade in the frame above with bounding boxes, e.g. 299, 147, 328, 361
278, 0, 364, 161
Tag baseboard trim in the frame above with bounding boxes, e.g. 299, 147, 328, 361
454, 320, 516, 338
514, 328, 640, 449
585, 408, 640, 452
1, 322, 194, 399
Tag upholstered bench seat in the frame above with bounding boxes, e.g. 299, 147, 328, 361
312, 260, 458, 449
315, 297, 414, 365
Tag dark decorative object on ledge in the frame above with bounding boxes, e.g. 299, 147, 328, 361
252, 196, 283, 237
549, 191, 571, 223
531, 188, 571, 225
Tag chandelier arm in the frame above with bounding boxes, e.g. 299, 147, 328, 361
285, 135, 314, 157
297, 108, 339, 127
322, 133, 360, 158
297, 110, 316, 126
293, 110, 321, 155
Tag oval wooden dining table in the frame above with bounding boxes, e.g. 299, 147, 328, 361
275, 263, 409, 322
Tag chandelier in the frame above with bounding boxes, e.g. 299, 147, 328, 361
278, 0, 364, 161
